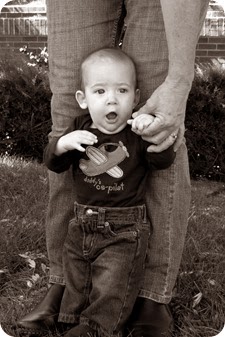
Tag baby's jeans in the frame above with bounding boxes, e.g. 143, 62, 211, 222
58, 203, 150, 337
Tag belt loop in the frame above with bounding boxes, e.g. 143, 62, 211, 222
98, 208, 106, 226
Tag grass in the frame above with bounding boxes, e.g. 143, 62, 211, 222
0, 156, 49, 322
0, 155, 224, 337
170, 181, 225, 336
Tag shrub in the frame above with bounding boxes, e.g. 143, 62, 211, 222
185, 62, 225, 181
0, 50, 225, 180
0, 51, 51, 161
19, 45, 49, 69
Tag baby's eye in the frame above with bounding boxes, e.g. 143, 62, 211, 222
119, 88, 128, 93
96, 89, 105, 94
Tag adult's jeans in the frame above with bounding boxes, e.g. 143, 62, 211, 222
46, 0, 194, 303
59, 203, 150, 337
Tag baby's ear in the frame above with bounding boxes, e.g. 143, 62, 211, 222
76, 90, 88, 109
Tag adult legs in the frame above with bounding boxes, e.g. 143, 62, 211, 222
122, 0, 208, 336
126, 144, 190, 337
16, 0, 123, 332
123, 0, 190, 304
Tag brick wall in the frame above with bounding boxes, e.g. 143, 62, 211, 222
196, 1, 225, 64
196, 36, 225, 63
0, 1, 225, 64
196, 2, 225, 64
0, 0, 47, 54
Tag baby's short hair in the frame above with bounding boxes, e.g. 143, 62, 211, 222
80, 47, 137, 89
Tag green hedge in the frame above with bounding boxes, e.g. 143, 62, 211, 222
0, 51, 225, 180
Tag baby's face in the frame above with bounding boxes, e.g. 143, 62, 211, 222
81, 57, 139, 134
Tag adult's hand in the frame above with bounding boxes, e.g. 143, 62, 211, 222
140, 0, 210, 153
133, 76, 191, 152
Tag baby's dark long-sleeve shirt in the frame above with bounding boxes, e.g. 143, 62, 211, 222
44, 114, 175, 207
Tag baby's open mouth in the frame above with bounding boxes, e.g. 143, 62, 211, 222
106, 112, 117, 120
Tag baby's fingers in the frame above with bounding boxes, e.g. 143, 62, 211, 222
74, 131, 98, 152
127, 117, 141, 131
76, 144, 86, 152
78, 131, 98, 144
128, 114, 154, 133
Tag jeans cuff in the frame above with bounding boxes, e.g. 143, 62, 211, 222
58, 313, 79, 324
138, 290, 172, 304
80, 316, 123, 337
49, 274, 66, 285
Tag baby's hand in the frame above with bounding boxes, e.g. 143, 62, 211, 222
55, 130, 98, 155
127, 114, 155, 135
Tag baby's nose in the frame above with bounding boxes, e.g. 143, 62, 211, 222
106, 92, 117, 104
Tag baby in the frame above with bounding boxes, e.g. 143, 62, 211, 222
44, 48, 175, 337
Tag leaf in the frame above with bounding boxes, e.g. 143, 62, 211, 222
18, 253, 29, 259
41, 263, 48, 273
27, 259, 36, 269
192, 292, 203, 308
31, 274, 40, 282
18, 253, 36, 268
27, 280, 32, 288
208, 279, 216, 286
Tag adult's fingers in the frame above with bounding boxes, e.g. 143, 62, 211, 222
173, 125, 185, 152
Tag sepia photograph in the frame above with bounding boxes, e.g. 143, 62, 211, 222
0, 1, 224, 336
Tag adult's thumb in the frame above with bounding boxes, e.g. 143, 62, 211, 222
133, 99, 155, 118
